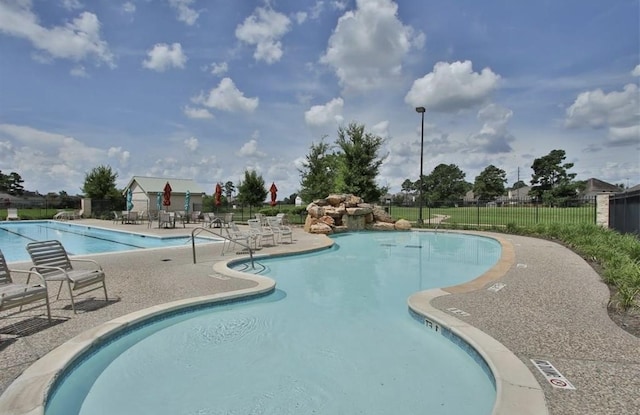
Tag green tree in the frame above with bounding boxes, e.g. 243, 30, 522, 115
473, 165, 507, 200
334, 123, 387, 202
223, 181, 235, 199
530, 149, 578, 203
237, 170, 268, 207
299, 138, 339, 203
422, 164, 468, 206
82, 165, 120, 200
0, 170, 6, 192
6, 172, 25, 195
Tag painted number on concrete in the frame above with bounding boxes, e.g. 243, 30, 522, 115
487, 282, 506, 292
424, 318, 440, 332
531, 359, 575, 390
446, 307, 470, 317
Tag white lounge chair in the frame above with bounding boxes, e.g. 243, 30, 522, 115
248, 218, 276, 247
223, 222, 257, 253
26, 240, 108, 314
0, 250, 51, 322
6, 208, 20, 221
267, 216, 293, 244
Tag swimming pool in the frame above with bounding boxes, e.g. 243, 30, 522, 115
0, 221, 218, 262
42, 231, 503, 415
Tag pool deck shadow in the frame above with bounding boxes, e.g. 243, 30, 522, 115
0, 219, 638, 415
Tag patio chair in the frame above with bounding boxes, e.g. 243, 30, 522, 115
223, 222, 257, 253
203, 212, 223, 228
0, 249, 51, 322
6, 208, 20, 221
248, 218, 276, 247
159, 212, 176, 228
26, 240, 108, 314
267, 216, 293, 244
111, 211, 122, 224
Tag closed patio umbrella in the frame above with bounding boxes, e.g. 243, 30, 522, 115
126, 188, 134, 212
184, 190, 191, 213
156, 192, 162, 212
163, 182, 172, 208
215, 183, 222, 207
269, 182, 278, 207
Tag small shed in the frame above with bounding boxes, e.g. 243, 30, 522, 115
122, 176, 206, 213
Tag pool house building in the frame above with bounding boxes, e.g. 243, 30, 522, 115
122, 176, 206, 213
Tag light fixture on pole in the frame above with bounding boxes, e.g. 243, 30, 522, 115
415, 106, 426, 225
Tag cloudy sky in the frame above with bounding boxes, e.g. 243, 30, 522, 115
0, 0, 638, 199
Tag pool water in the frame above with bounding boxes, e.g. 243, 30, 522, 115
46, 231, 501, 415
0, 221, 217, 262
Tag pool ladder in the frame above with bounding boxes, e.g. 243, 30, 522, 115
190, 226, 255, 269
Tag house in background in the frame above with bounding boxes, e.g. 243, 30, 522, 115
122, 176, 206, 213
579, 178, 623, 199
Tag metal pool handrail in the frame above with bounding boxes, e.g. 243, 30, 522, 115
190, 226, 254, 269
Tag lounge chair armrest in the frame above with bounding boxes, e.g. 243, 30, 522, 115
68, 258, 103, 271
8, 268, 48, 285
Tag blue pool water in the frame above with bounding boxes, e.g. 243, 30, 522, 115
0, 221, 217, 262
46, 231, 501, 415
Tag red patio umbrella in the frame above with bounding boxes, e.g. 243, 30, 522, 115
269, 182, 278, 207
214, 183, 222, 206
162, 182, 172, 208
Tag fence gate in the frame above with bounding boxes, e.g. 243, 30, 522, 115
609, 190, 640, 237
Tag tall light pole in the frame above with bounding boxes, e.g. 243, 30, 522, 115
415, 106, 425, 225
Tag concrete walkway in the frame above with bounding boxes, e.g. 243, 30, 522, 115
0, 220, 638, 414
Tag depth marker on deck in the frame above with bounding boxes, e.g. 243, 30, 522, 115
531, 359, 575, 390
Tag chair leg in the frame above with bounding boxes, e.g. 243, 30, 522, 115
44, 295, 52, 322
102, 281, 108, 302
67, 281, 77, 314
56, 281, 64, 300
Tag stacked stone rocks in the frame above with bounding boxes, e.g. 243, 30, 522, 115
303, 194, 412, 234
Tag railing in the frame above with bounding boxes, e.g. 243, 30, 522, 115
388, 197, 597, 229
190, 227, 254, 269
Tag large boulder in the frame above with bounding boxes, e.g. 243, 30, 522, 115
394, 219, 412, 231
304, 193, 409, 234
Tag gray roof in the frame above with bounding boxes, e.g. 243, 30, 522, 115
124, 176, 206, 195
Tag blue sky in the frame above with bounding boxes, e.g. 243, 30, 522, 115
0, 0, 638, 199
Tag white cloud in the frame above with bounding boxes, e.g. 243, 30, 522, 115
467, 104, 515, 153
237, 138, 266, 158
632, 64, 640, 77
331, 1, 348, 11
142, 43, 187, 71
294, 12, 307, 24
193, 77, 259, 112
122, 2, 136, 14
0, 3, 115, 67
168, 0, 201, 26
565, 83, 639, 137
304, 97, 344, 126
107, 146, 130, 164
371, 120, 390, 139
320, 0, 423, 92
209, 61, 228, 76
235, 7, 291, 64
183, 106, 213, 119
70, 65, 88, 77
404, 61, 501, 112
62, 0, 83, 10
184, 136, 199, 151
0, 123, 120, 192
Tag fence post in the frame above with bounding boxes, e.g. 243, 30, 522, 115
596, 194, 610, 228
477, 200, 480, 227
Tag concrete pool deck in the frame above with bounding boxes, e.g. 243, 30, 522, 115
0, 219, 638, 414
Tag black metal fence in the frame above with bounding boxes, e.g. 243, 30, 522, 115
386, 197, 597, 229
609, 190, 640, 237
